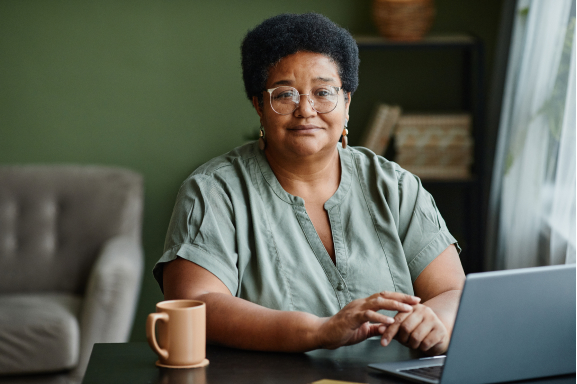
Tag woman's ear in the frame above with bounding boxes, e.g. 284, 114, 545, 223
252, 96, 264, 119
345, 92, 352, 121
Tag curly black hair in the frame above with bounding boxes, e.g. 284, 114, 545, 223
241, 13, 359, 103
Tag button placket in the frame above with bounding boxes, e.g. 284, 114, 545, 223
328, 206, 352, 305
293, 204, 349, 309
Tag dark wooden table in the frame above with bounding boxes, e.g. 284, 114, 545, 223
81, 339, 576, 384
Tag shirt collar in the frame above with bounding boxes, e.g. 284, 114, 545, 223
254, 142, 353, 207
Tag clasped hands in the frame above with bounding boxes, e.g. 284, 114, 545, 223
317, 291, 449, 355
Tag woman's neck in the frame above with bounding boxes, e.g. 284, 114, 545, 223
264, 146, 341, 200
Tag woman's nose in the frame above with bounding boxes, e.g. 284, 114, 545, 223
295, 94, 317, 117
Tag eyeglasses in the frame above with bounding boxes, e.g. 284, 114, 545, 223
266, 85, 341, 115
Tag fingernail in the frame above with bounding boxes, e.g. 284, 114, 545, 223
382, 339, 388, 347
413, 296, 421, 302
402, 304, 412, 311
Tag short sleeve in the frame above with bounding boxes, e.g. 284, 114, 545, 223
396, 170, 460, 282
153, 175, 239, 295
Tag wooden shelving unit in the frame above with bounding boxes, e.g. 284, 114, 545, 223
355, 34, 485, 274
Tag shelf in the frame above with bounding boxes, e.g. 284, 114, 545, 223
353, 34, 486, 273
421, 177, 479, 187
355, 34, 479, 50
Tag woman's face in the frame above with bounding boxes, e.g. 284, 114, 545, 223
253, 51, 351, 159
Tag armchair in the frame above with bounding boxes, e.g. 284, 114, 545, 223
0, 165, 144, 383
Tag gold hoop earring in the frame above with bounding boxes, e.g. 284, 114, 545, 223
258, 126, 267, 151
341, 119, 348, 149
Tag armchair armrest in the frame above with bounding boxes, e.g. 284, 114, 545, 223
73, 235, 144, 379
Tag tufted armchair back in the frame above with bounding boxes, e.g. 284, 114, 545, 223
0, 165, 143, 295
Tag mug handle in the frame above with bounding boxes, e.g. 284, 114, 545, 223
146, 312, 169, 360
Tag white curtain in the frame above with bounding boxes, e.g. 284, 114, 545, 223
486, 0, 576, 270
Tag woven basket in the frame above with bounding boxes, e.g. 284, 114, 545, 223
372, 0, 435, 41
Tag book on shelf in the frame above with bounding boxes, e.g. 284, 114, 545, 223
401, 165, 472, 180
395, 112, 472, 149
395, 127, 472, 149
396, 146, 473, 167
359, 103, 402, 155
393, 112, 474, 180
395, 113, 471, 127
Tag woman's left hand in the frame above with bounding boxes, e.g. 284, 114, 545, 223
379, 244, 465, 356
379, 303, 449, 356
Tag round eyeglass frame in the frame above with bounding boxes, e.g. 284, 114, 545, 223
266, 86, 342, 115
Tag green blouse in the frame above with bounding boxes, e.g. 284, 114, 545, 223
154, 142, 458, 317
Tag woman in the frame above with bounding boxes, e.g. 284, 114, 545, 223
154, 13, 465, 355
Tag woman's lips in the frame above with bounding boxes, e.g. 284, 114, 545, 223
288, 125, 322, 132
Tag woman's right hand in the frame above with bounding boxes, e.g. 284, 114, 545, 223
316, 291, 421, 350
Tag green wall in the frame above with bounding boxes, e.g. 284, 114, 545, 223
0, 0, 502, 341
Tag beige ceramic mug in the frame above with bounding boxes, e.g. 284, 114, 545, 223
146, 299, 209, 368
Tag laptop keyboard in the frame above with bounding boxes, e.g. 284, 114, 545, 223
399, 365, 444, 380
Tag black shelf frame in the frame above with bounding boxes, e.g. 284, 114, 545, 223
355, 34, 485, 274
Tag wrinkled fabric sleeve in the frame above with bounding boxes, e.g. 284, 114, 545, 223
396, 169, 460, 282
153, 175, 239, 295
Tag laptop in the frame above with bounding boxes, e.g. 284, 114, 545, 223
368, 264, 576, 384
